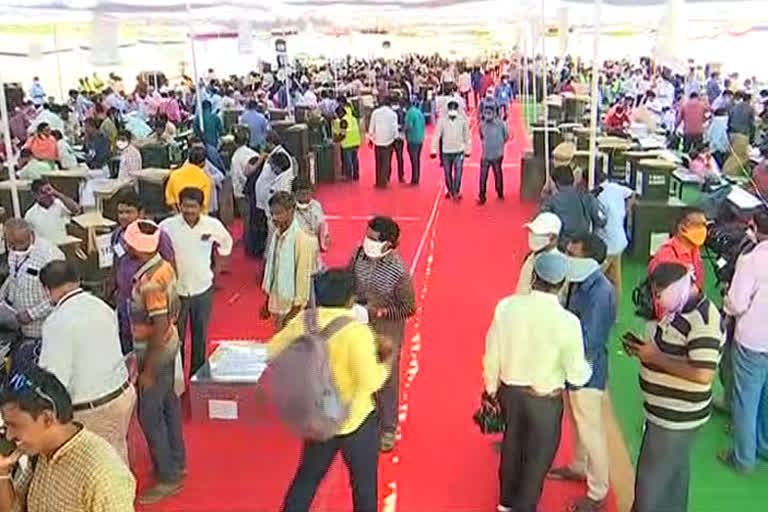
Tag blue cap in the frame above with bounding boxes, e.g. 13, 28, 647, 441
533, 252, 569, 285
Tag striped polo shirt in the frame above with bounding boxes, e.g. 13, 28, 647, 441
640, 296, 725, 430
350, 249, 415, 321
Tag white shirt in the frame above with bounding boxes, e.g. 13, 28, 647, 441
596, 182, 635, 255
57, 140, 78, 170
458, 72, 472, 93
230, 145, 258, 198
483, 291, 592, 395
39, 289, 128, 404
24, 199, 72, 244
159, 215, 233, 296
367, 106, 398, 147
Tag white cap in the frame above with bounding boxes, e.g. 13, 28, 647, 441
524, 212, 562, 236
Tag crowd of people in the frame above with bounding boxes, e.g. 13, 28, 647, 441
0, 49, 764, 512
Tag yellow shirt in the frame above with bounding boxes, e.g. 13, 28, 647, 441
165, 162, 211, 210
268, 308, 390, 435
13, 427, 135, 512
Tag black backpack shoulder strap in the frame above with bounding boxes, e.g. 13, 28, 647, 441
319, 315, 355, 340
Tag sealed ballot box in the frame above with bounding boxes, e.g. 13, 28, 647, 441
189, 341, 271, 426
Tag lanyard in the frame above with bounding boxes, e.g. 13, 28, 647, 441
13, 254, 31, 278
55, 289, 85, 309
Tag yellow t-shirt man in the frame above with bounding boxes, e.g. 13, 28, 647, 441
268, 308, 390, 435
165, 162, 211, 211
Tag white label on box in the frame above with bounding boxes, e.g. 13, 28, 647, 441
208, 399, 238, 420
96, 233, 113, 269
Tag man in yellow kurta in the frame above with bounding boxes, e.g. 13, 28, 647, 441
268, 268, 391, 512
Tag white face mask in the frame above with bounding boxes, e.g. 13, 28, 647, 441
363, 237, 389, 259
528, 232, 552, 252
448, 110, 458, 119
568, 257, 601, 283
11, 247, 31, 259
116, 140, 129, 150
296, 201, 310, 210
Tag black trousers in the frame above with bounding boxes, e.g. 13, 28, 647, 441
393, 139, 405, 181
178, 287, 214, 377
407, 142, 423, 184
374, 144, 393, 187
682, 133, 703, 153
479, 157, 504, 199
282, 413, 378, 512
498, 384, 564, 512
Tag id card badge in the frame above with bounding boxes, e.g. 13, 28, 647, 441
113, 242, 126, 259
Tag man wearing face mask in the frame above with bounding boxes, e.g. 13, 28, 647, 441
648, 207, 707, 291
548, 233, 616, 512
350, 216, 415, 452
0, 219, 65, 377
478, 86, 498, 122
516, 212, 562, 295
484, 252, 592, 512
624, 262, 724, 512
478, 105, 509, 205
261, 192, 316, 331
116, 131, 142, 185
431, 99, 471, 200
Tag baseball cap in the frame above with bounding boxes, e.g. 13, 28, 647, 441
524, 212, 562, 236
533, 252, 569, 285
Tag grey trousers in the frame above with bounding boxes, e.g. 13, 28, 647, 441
632, 422, 700, 512
178, 286, 214, 377
372, 318, 405, 433
138, 353, 186, 483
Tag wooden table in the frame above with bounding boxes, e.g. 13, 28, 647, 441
91, 180, 130, 220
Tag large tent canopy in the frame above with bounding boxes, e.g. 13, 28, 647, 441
1, 1, 766, 28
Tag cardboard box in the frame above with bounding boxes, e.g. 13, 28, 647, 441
189, 342, 270, 425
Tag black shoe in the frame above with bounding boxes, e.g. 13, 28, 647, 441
399, 177, 406, 184
445, 192, 453, 199
478, 197, 486, 205
497, 193, 505, 200
455, 193, 463, 201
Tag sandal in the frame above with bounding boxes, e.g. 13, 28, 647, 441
379, 431, 396, 452
547, 466, 586, 481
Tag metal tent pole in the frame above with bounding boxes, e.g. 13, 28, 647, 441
587, 0, 603, 190
541, 0, 550, 181
0, 73, 21, 218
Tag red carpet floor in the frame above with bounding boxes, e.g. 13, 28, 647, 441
133, 101, 618, 512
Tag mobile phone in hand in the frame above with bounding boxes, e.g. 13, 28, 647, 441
622, 332, 643, 354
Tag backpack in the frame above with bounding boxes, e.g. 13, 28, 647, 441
270, 309, 353, 441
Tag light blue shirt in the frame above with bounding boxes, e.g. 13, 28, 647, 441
595, 181, 634, 255
239, 109, 270, 148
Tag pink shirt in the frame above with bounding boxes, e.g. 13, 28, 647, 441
677, 98, 708, 135
725, 240, 768, 352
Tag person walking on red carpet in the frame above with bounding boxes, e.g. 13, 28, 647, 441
350, 217, 415, 452
483, 252, 591, 512
548, 234, 616, 512
431, 99, 471, 200
269, 269, 392, 512
368, 96, 398, 188
478, 103, 509, 205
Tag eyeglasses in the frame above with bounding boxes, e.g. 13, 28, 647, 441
7, 373, 58, 420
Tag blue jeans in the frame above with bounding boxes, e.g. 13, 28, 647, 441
442, 152, 464, 196
479, 157, 504, 200
341, 147, 359, 179
731, 342, 768, 469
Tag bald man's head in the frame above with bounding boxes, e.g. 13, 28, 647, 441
5, 219, 34, 252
